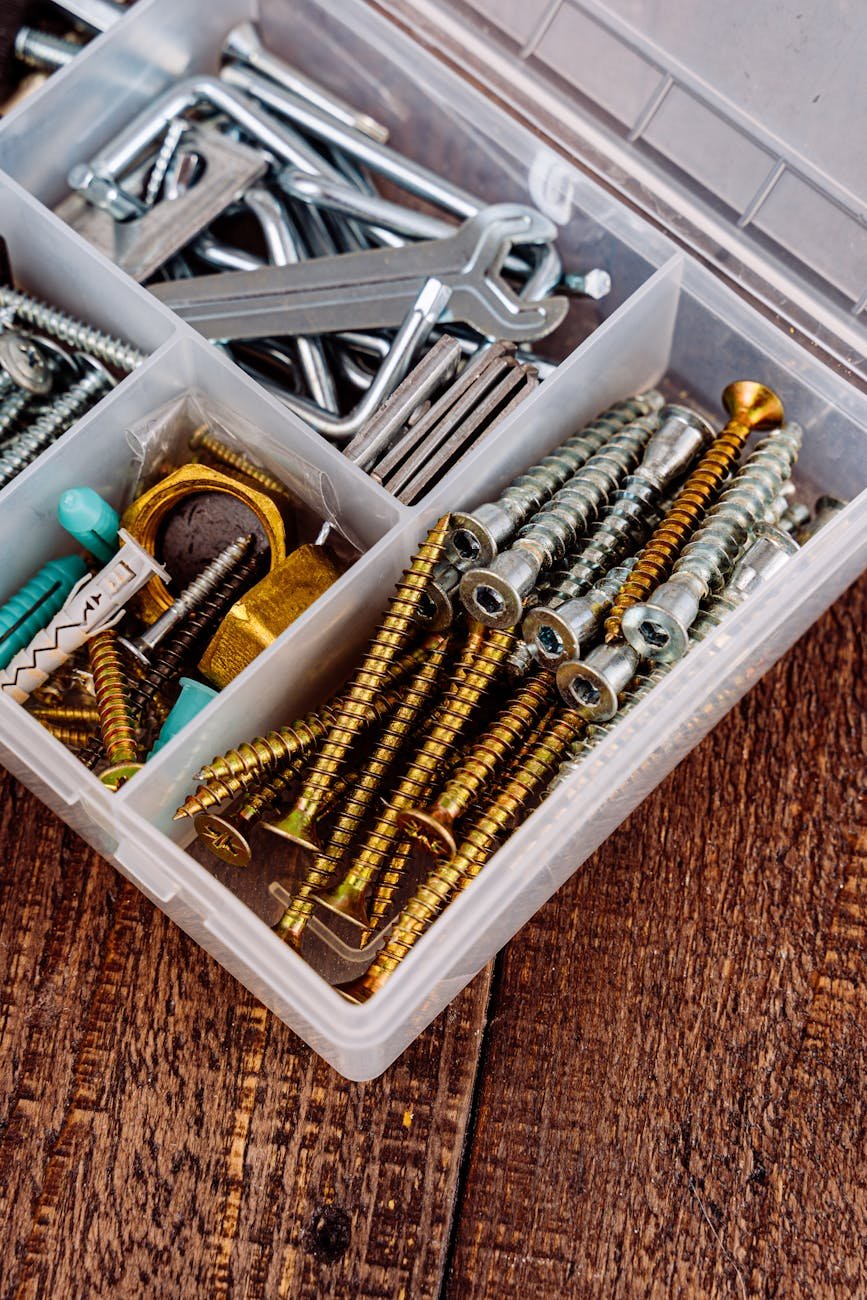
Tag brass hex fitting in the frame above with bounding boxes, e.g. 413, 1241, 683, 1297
121, 462, 287, 623
198, 544, 340, 687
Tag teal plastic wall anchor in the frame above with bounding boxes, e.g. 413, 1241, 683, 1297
150, 677, 218, 755
57, 487, 120, 563
0, 555, 88, 669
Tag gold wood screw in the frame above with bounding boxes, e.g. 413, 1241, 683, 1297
340, 707, 585, 1001
310, 635, 453, 929
88, 628, 142, 790
41, 722, 96, 750
400, 668, 556, 856
301, 623, 516, 938
604, 382, 784, 641
189, 424, 292, 501
273, 636, 453, 947
30, 703, 101, 726
174, 678, 409, 821
274, 516, 451, 851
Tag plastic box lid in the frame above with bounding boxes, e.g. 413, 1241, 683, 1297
382, 0, 867, 378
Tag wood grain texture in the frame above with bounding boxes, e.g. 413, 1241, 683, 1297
0, 577, 863, 1300
445, 577, 866, 1300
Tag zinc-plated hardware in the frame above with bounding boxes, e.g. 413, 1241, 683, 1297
460, 414, 657, 629
446, 391, 663, 569
795, 494, 846, 544
281, 167, 452, 242
63, 126, 269, 282
119, 534, 252, 667
143, 118, 189, 208
556, 640, 640, 721
89, 627, 141, 788
519, 402, 716, 656
550, 525, 800, 792
243, 186, 339, 415
0, 286, 143, 373
604, 386, 783, 642
69, 76, 344, 218
0, 356, 112, 490
560, 269, 613, 299
150, 204, 568, 344
523, 558, 637, 667
223, 22, 390, 145
0, 532, 168, 704
270, 516, 451, 850
340, 703, 585, 1001
219, 62, 482, 220
271, 278, 451, 441
622, 418, 801, 662
0, 387, 34, 446
15, 28, 82, 72
343, 335, 463, 470
0, 329, 62, 395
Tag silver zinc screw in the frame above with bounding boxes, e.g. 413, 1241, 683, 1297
144, 118, 189, 207
460, 415, 659, 629
516, 403, 714, 620
446, 390, 663, 569
621, 421, 803, 663
523, 557, 637, 667
15, 27, 82, 71
0, 358, 112, 490
795, 494, 846, 544
549, 525, 800, 790
0, 387, 34, 447
119, 534, 254, 666
0, 287, 144, 374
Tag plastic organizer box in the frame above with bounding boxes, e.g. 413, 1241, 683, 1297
0, 0, 864, 1078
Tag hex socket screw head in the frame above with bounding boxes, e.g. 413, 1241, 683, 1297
459, 548, 538, 629
556, 642, 640, 720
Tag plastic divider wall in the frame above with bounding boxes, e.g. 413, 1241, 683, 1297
0, 0, 864, 1077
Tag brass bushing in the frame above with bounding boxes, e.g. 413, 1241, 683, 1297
121, 463, 287, 622
199, 544, 340, 688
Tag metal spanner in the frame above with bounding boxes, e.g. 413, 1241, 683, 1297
150, 204, 569, 343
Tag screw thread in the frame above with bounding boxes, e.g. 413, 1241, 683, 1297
407, 668, 555, 847
282, 516, 450, 836
0, 288, 144, 374
514, 417, 655, 571
603, 421, 751, 641
144, 118, 188, 207
15, 27, 82, 71
495, 393, 660, 529
281, 637, 452, 936
0, 368, 109, 488
31, 703, 100, 725
549, 477, 662, 607
0, 387, 33, 446
88, 628, 138, 765
83, 548, 262, 770
190, 425, 290, 500
275, 626, 511, 945
353, 709, 583, 993
670, 424, 803, 591
41, 722, 94, 750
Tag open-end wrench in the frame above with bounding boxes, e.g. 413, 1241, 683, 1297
150, 204, 570, 343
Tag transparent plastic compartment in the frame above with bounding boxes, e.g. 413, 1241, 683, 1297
0, 0, 674, 358
0, 1, 864, 1078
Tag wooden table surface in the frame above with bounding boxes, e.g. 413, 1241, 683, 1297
1, 568, 864, 1299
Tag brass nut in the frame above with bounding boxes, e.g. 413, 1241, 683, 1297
121, 463, 287, 622
198, 544, 340, 688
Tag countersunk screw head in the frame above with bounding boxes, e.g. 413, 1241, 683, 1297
195, 812, 252, 866
722, 381, 784, 430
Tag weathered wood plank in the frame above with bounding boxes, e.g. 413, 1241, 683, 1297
445, 579, 866, 1299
